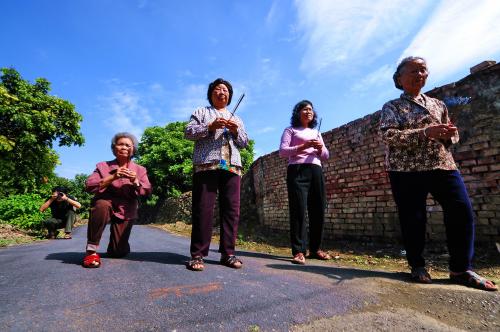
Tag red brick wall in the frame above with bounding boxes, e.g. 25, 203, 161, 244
241, 64, 500, 245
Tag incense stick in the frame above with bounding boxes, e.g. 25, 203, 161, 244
229, 93, 245, 119
316, 118, 322, 139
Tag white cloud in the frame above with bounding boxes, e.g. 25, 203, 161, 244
99, 80, 171, 138
170, 84, 207, 120
351, 64, 393, 93
294, 0, 431, 74
266, 1, 279, 26
102, 89, 151, 138
401, 0, 500, 83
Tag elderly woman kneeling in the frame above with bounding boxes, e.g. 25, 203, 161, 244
83, 132, 152, 268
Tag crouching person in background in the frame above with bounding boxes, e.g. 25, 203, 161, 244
40, 186, 81, 239
83, 132, 151, 268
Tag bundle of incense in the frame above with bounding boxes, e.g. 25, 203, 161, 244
316, 118, 322, 139
228, 93, 245, 120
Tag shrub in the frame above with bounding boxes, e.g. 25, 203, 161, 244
0, 193, 50, 230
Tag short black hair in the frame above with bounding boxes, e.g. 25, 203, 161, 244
290, 100, 317, 128
393, 56, 426, 90
52, 186, 68, 194
207, 78, 233, 107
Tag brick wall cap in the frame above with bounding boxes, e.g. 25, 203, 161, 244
470, 60, 497, 74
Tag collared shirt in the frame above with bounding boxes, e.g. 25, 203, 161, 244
279, 126, 329, 166
86, 159, 152, 220
185, 106, 249, 172
380, 93, 459, 172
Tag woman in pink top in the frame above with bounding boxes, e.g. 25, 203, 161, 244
279, 100, 330, 265
83, 132, 152, 268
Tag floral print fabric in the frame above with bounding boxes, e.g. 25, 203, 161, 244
185, 106, 248, 175
380, 93, 458, 172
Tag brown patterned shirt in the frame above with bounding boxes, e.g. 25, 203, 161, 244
380, 93, 459, 172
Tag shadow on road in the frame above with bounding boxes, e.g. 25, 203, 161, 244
220, 249, 292, 263
265, 263, 456, 286
45, 251, 189, 266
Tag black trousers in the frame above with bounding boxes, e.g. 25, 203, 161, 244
388, 170, 475, 272
286, 164, 326, 256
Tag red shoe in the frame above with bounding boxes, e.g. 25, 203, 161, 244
83, 253, 101, 268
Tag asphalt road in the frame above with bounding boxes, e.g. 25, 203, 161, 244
0, 225, 498, 332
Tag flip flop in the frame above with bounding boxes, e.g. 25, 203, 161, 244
309, 250, 332, 260
450, 271, 498, 291
411, 266, 432, 284
292, 253, 306, 265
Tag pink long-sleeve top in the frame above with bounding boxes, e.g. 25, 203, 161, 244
86, 159, 152, 221
279, 126, 329, 166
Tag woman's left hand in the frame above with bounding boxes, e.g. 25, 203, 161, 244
309, 139, 323, 152
122, 168, 137, 182
425, 124, 457, 140
225, 119, 239, 135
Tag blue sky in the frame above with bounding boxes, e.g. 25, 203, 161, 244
2, 0, 500, 179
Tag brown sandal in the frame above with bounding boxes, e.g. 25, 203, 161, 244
411, 267, 432, 284
187, 257, 204, 271
292, 253, 306, 265
220, 255, 243, 269
309, 250, 332, 260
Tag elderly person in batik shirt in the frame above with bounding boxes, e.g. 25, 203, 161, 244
380, 56, 496, 291
184, 78, 249, 271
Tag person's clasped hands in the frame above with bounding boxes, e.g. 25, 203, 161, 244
208, 117, 239, 135
302, 139, 323, 154
424, 123, 457, 140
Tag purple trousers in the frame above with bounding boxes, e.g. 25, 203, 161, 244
190, 170, 241, 258
87, 199, 134, 257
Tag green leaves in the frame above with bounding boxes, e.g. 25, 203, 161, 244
137, 122, 194, 198
0, 68, 85, 196
0, 193, 50, 230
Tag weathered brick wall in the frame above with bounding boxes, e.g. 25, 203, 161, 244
241, 63, 500, 245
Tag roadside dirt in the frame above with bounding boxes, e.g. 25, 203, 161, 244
294, 278, 499, 331
0, 223, 38, 246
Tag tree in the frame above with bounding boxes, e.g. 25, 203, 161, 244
137, 121, 255, 200
137, 122, 194, 199
0, 68, 84, 196
240, 139, 255, 172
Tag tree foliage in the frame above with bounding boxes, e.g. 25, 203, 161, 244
137, 122, 194, 199
137, 121, 255, 200
0, 193, 50, 230
0, 68, 84, 197
240, 139, 255, 172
